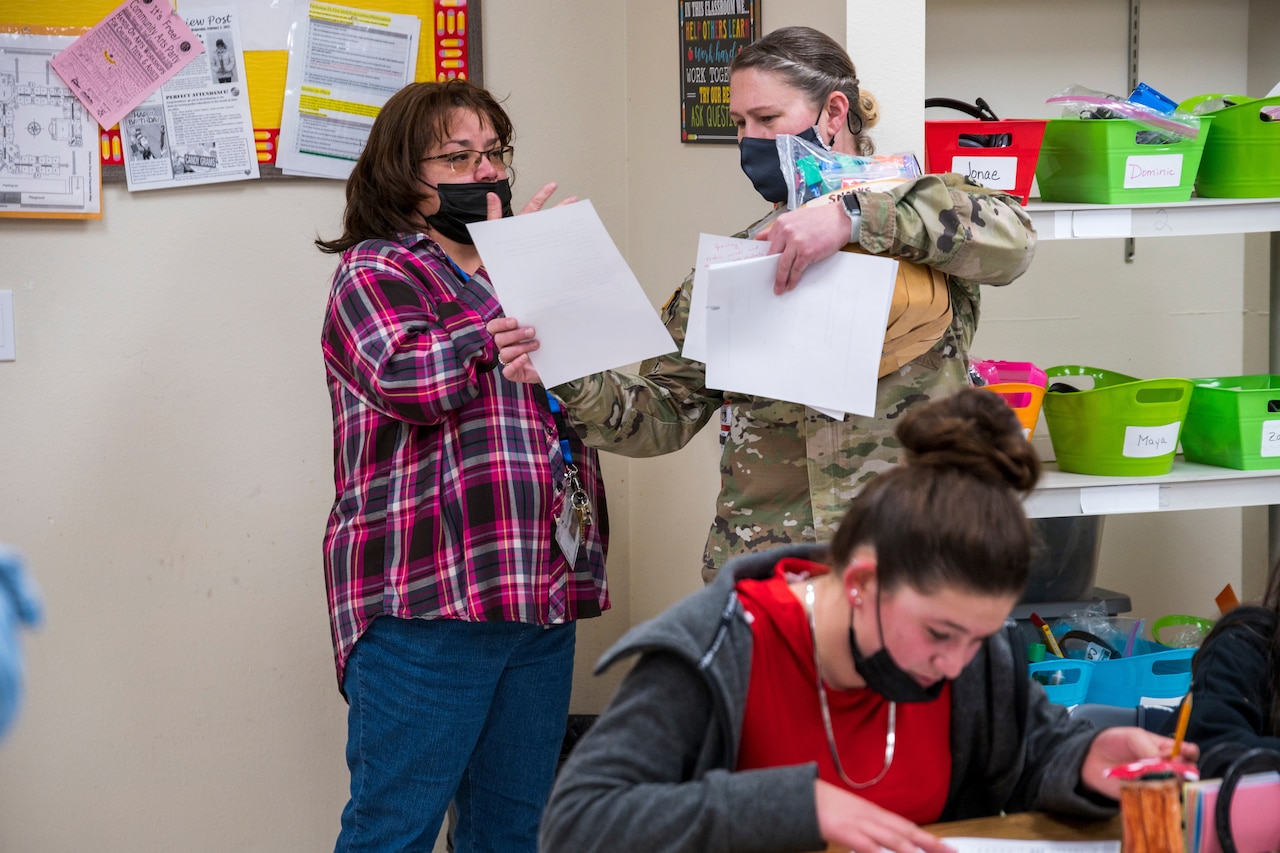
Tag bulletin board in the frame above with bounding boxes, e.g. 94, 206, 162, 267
1, 0, 482, 181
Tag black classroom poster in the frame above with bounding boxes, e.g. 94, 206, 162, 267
679, 0, 760, 144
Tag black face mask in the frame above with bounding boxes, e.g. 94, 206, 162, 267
848, 595, 946, 704
739, 124, 827, 204
424, 179, 513, 245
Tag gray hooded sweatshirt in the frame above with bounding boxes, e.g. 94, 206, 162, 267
540, 545, 1115, 853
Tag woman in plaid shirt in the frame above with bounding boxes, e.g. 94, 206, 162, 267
316, 81, 609, 853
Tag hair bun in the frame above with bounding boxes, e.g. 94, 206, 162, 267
896, 387, 1040, 492
857, 88, 880, 130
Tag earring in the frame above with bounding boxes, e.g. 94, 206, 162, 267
850, 589, 862, 607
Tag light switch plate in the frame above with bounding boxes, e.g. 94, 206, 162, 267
0, 291, 15, 361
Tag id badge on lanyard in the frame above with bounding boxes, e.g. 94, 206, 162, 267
548, 393, 592, 565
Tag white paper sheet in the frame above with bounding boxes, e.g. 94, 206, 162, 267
276, 1, 419, 179
465, 200, 677, 388
682, 233, 773, 364
178, 0, 298, 52
703, 251, 897, 418
940, 838, 1119, 853
0, 33, 101, 219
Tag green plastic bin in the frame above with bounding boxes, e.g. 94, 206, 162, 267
1042, 366, 1193, 476
1178, 95, 1280, 198
1035, 115, 1212, 204
1181, 374, 1280, 470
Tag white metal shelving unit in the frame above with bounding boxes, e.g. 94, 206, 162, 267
1021, 197, 1280, 528
1027, 198, 1280, 242
1027, 460, 1280, 519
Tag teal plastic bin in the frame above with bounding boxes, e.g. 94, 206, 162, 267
1085, 644, 1194, 705
1028, 658, 1093, 707
1030, 643, 1194, 707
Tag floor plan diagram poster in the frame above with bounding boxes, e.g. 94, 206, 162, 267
0, 32, 102, 219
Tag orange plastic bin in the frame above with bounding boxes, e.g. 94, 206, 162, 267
972, 360, 1047, 437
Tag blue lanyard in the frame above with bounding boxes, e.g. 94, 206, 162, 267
447, 256, 470, 282
546, 393, 574, 467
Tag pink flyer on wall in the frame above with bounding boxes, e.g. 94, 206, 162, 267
50, 0, 206, 132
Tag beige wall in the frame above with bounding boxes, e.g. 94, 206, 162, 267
0, 1, 1270, 850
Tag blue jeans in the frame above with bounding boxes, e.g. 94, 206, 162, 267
335, 616, 576, 853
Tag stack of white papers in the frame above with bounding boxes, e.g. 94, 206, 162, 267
703, 249, 897, 419
468, 204, 898, 417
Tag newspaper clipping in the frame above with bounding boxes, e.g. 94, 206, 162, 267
120, 6, 259, 191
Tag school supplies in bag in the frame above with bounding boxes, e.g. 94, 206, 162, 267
775, 132, 922, 209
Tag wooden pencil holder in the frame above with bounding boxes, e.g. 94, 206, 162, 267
1119, 775, 1185, 853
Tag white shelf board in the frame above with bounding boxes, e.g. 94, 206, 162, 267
1024, 458, 1280, 518
1025, 197, 1280, 240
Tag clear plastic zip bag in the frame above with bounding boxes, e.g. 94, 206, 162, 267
775, 132, 922, 209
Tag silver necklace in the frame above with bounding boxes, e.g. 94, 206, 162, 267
803, 582, 896, 789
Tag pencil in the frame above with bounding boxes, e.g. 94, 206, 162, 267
1171, 694, 1193, 759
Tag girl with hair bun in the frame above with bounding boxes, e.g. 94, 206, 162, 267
491, 26, 1040, 585
541, 388, 1196, 853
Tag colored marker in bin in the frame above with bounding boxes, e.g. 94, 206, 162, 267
1030, 612, 1064, 658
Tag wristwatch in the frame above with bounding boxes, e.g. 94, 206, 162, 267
840, 191, 862, 244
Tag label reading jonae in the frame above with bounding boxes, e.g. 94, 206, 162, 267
951, 156, 1018, 192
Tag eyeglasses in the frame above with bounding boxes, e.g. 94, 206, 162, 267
421, 146, 514, 174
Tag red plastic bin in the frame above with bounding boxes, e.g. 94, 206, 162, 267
924, 120, 1048, 204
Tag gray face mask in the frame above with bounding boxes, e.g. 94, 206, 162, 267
424, 179, 513, 244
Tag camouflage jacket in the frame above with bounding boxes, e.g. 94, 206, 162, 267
554, 173, 1036, 581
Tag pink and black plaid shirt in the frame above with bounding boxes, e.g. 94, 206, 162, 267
321, 233, 609, 691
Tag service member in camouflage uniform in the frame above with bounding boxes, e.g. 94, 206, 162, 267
490, 27, 1036, 584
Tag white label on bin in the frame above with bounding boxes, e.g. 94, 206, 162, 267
1260, 419, 1280, 457
1123, 153, 1184, 188
951, 155, 1018, 191
1123, 421, 1181, 457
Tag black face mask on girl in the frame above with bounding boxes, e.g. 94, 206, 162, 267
847, 595, 947, 704
738, 124, 828, 204
424, 179, 513, 245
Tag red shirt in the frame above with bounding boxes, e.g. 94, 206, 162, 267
736, 558, 952, 824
